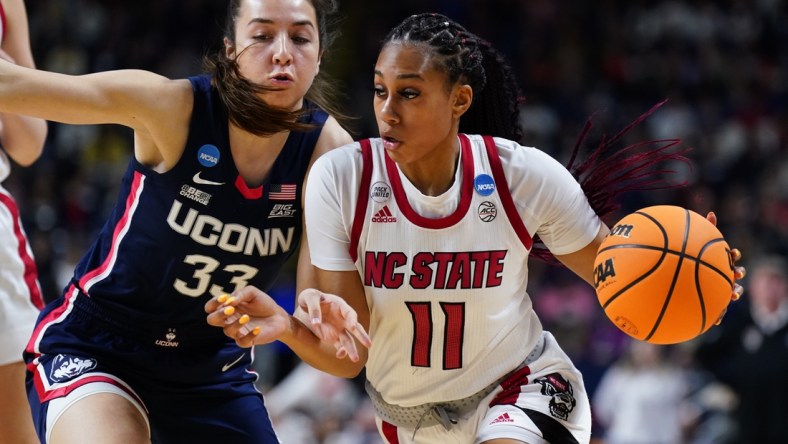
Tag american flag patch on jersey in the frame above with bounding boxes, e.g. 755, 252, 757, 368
269, 184, 297, 200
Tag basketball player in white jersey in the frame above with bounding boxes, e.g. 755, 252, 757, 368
208, 12, 745, 444
0, 0, 47, 442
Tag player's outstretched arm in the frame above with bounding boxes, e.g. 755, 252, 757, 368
0, 0, 46, 166
0, 58, 193, 169
205, 284, 371, 378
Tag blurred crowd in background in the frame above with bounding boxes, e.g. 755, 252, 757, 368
6, 0, 787, 443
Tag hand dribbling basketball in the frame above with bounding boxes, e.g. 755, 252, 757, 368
594, 206, 745, 344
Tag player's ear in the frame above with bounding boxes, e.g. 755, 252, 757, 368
224, 37, 236, 59
452, 84, 473, 119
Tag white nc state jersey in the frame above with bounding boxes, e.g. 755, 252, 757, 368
306, 134, 601, 407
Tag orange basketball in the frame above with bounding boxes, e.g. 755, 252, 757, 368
594, 205, 735, 344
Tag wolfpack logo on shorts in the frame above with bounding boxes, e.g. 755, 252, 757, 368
535, 373, 576, 421
50, 354, 98, 383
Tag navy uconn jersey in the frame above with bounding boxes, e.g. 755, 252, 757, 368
22, 75, 323, 443
71, 74, 323, 326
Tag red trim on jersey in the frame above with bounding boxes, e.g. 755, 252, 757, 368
488, 365, 532, 407
234, 175, 263, 199
25, 285, 80, 358
33, 371, 140, 405
24, 285, 147, 411
79, 171, 144, 292
0, 191, 43, 309
483, 136, 534, 250
348, 140, 372, 262
381, 421, 399, 443
386, 134, 474, 229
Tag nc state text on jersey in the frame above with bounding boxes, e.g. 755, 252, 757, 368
364, 250, 507, 289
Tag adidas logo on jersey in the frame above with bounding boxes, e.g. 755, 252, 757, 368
491, 412, 515, 424
371, 205, 397, 223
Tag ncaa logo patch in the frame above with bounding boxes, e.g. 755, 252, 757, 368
197, 144, 221, 167
370, 181, 392, 203
474, 174, 495, 196
478, 201, 497, 222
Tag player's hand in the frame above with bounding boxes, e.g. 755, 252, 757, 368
706, 212, 745, 325
205, 286, 290, 348
296, 288, 372, 362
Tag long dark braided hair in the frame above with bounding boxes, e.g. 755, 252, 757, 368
203, 0, 349, 136
383, 13, 688, 263
382, 13, 523, 142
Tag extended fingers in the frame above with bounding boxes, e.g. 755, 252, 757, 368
207, 293, 244, 328
352, 325, 372, 348
298, 288, 327, 326
238, 323, 263, 337
729, 248, 745, 302
732, 283, 744, 301
233, 325, 261, 348
333, 299, 371, 347
337, 331, 358, 362
323, 295, 372, 348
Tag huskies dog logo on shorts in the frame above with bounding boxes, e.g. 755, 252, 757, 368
50, 354, 98, 383
535, 373, 576, 421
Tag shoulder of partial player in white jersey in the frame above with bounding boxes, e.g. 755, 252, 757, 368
311, 139, 364, 172
469, 134, 599, 253
473, 135, 576, 190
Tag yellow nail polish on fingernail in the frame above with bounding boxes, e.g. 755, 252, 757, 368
252, 326, 261, 336
224, 306, 235, 316
239, 314, 250, 325
226, 296, 236, 304
217, 294, 229, 303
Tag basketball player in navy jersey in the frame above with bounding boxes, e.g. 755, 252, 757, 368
0, 0, 47, 443
0, 0, 370, 443
210, 13, 746, 444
